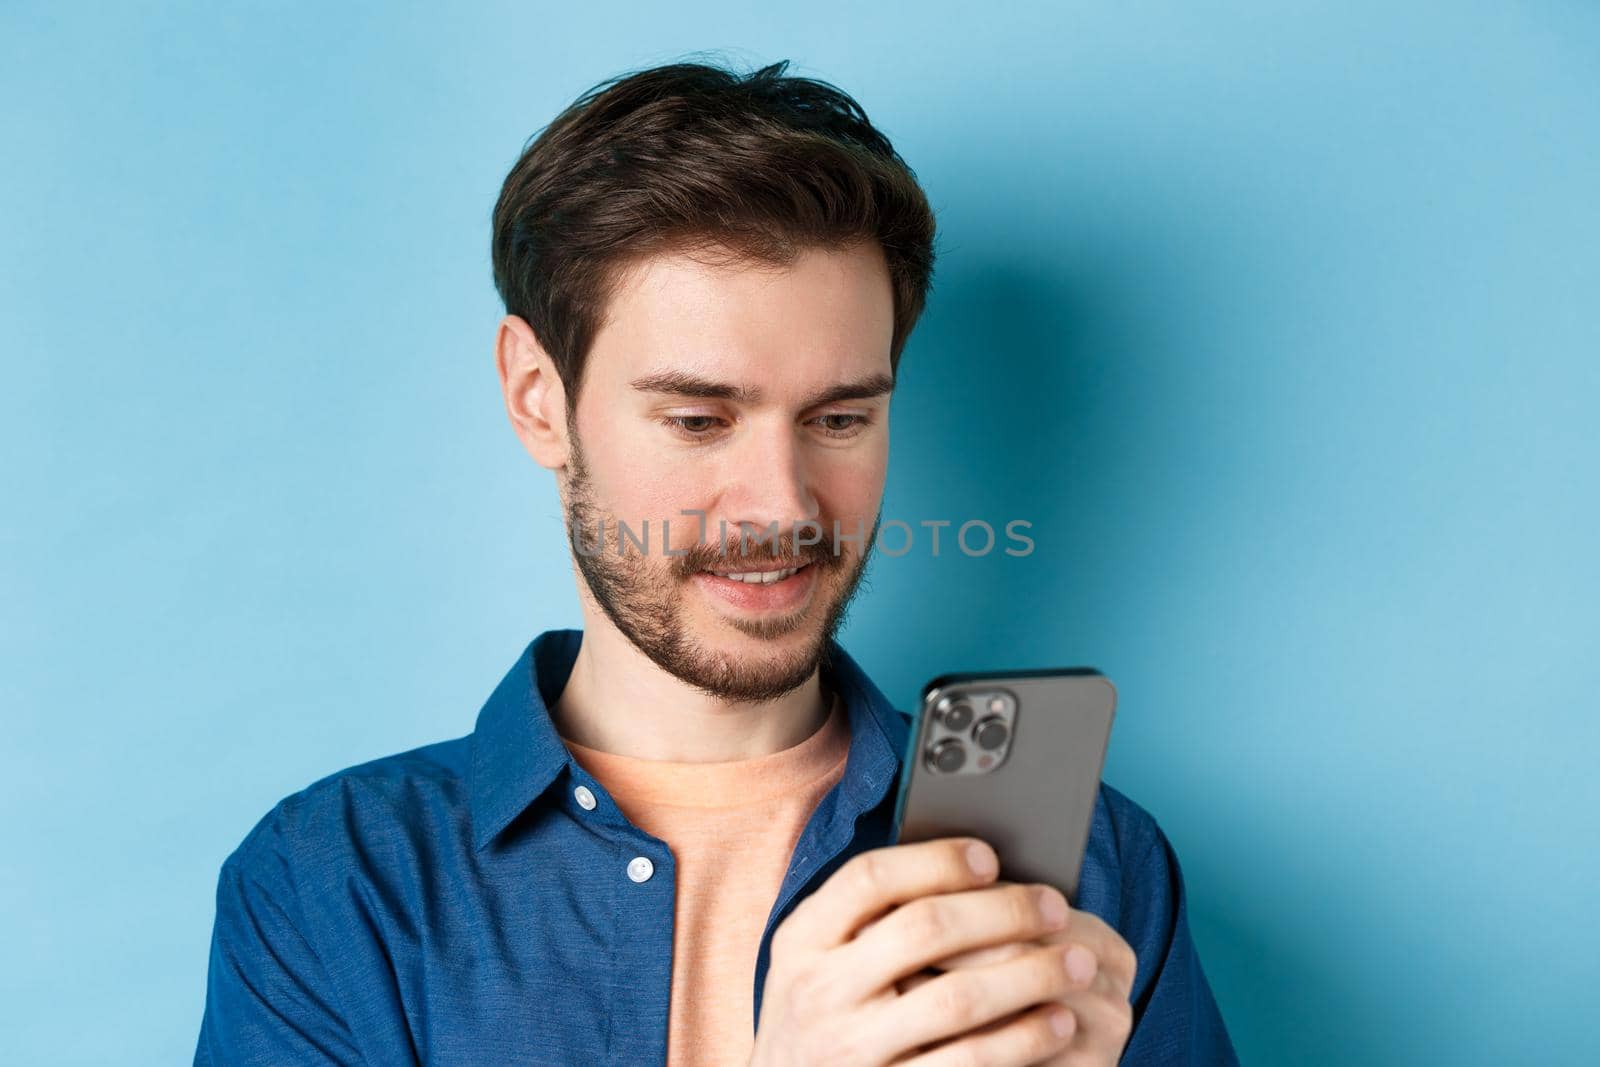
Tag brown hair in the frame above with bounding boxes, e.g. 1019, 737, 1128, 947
490, 58, 939, 406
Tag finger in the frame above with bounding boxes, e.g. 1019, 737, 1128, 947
872, 877, 1035, 972
857, 874, 1014, 934
1048, 969, 1135, 1057
970, 905, 1135, 999
894, 968, 941, 996
899, 936, 1104, 1001
892, 1001, 1076, 1067
865, 877, 1137, 1000
829, 880, 1071, 1003
894, 959, 1120, 1060
1044, 909, 1139, 996
926, 939, 1033, 971
780, 837, 1001, 953
908, 910, 1070, 974
876, 941, 1083, 1057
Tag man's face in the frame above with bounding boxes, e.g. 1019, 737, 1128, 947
560, 240, 894, 702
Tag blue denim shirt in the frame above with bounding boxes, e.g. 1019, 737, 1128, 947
196, 628, 1237, 1064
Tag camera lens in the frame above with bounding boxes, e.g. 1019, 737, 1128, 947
973, 716, 1009, 751
926, 738, 966, 773
941, 699, 974, 732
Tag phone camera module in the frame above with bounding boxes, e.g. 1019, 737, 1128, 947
972, 716, 1009, 751
925, 738, 967, 773
940, 699, 975, 732
924, 688, 1017, 775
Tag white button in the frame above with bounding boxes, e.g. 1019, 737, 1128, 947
573, 785, 596, 810
627, 856, 654, 883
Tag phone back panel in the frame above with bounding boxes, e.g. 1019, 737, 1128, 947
890, 670, 1117, 902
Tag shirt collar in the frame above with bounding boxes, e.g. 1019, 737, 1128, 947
469, 628, 911, 851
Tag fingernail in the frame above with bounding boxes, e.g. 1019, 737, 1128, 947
1063, 944, 1097, 985
1037, 887, 1068, 929
965, 841, 998, 878
1050, 1006, 1075, 1038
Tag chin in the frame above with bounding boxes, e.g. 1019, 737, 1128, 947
688, 586, 820, 641
716, 609, 819, 645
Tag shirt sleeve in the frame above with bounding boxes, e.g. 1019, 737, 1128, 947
193, 812, 363, 1066
1116, 822, 1239, 1065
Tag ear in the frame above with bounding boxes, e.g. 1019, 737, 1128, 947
495, 315, 570, 471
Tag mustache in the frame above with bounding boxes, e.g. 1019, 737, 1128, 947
671, 533, 843, 577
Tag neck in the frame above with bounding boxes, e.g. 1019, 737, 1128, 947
551, 615, 832, 763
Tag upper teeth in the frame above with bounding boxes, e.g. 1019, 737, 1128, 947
709, 566, 803, 584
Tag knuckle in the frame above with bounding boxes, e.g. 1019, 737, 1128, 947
988, 941, 1029, 964
1035, 950, 1072, 994
900, 898, 949, 945
1025, 1013, 1067, 1060
950, 839, 980, 879
927, 974, 982, 1030
852, 849, 891, 898
1010, 883, 1045, 928
783, 962, 832, 1013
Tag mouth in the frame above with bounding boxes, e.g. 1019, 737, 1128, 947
690, 559, 820, 614
699, 561, 810, 584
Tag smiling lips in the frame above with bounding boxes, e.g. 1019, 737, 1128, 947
692, 560, 819, 612
701, 562, 809, 584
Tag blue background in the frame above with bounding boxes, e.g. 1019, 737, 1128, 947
4, 2, 1596, 1063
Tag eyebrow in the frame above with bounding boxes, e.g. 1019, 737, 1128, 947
628, 369, 896, 409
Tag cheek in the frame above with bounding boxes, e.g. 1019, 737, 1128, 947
632, 460, 720, 525
584, 430, 698, 521
816, 448, 887, 519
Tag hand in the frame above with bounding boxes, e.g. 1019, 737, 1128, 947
750, 836, 1101, 1066
888, 875, 1137, 1066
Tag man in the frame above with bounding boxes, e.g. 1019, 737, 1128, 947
195, 59, 1236, 1066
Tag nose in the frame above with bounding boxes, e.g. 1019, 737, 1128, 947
721, 424, 820, 553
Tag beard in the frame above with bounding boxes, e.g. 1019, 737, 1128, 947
561, 431, 879, 702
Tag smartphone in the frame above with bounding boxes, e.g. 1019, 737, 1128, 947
889, 668, 1118, 903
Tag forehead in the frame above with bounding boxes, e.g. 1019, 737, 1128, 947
587, 240, 895, 389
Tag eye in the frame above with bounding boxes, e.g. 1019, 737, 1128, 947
811, 412, 872, 437
662, 414, 727, 438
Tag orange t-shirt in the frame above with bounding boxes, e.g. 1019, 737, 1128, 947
559, 693, 851, 1067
